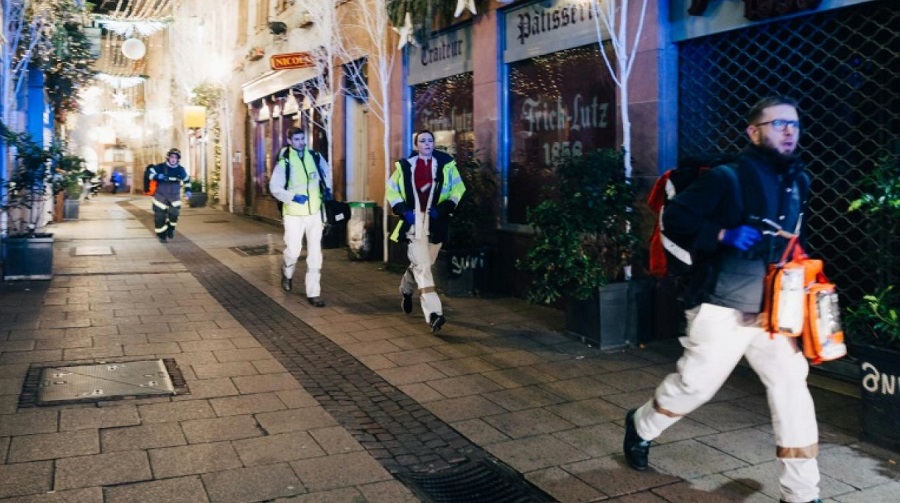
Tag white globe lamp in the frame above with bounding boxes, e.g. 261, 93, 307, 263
121, 38, 146, 60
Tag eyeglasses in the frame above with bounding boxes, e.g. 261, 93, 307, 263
754, 119, 801, 131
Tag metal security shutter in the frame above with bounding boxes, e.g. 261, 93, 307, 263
677, 1, 899, 305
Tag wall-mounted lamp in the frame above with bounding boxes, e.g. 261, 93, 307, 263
183, 105, 207, 129
268, 21, 288, 35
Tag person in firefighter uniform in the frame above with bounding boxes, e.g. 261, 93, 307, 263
386, 130, 466, 332
269, 127, 332, 308
623, 96, 822, 503
149, 148, 191, 243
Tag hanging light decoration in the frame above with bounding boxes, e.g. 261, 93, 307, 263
95, 73, 147, 89
121, 38, 147, 60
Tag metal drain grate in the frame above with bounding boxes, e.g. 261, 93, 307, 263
19, 359, 187, 407
231, 245, 281, 256
398, 459, 552, 503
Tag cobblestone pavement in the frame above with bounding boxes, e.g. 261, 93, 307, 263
0, 195, 897, 503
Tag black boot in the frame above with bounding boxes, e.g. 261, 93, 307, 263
623, 409, 651, 471
281, 275, 292, 292
401, 292, 413, 314
429, 313, 445, 333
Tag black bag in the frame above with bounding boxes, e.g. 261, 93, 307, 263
322, 200, 350, 225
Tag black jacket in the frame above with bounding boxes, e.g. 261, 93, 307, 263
663, 145, 809, 312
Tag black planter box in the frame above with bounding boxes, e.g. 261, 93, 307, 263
853, 343, 900, 451
63, 199, 80, 220
565, 279, 653, 351
433, 247, 492, 297
188, 192, 208, 208
1, 235, 54, 280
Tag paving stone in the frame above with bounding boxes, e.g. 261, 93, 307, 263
256, 407, 338, 434
450, 418, 510, 445
538, 376, 619, 400
0, 376, 24, 395
651, 473, 776, 503
138, 399, 216, 423
8, 428, 99, 462
104, 476, 209, 503
526, 466, 604, 503
382, 347, 447, 367
547, 398, 628, 427
275, 389, 320, 408
171, 377, 239, 400
830, 481, 900, 503
62, 346, 124, 360
180, 340, 238, 353
213, 348, 273, 362
553, 422, 627, 458
355, 480, 420, 503
100, 422, 187, 451
687, 401, 771, 432
696, 428, 777, 464
0, 410, 59, 436
0, 487, 104, 503
564, 456, 681, 498
817, 444, 900, 488
123, 342, 182, 356
424, 395, 508, 423
426, 374, 505, 398
483, 385, 567, 411
481, 366, 557, 389
181, 415, 262, 443
55, 451, 152, 490
209, 392, 287, 416
482, 408, 575, 438
202, 463, 304, 503
722, 460, 856, 501
289, 452, 393, 492
397, 382, 445, 403
650, 439, 749, 479
231, 373, 300, 394
273, 487, 364, 503
149, 442, 243, 478
60, 404, 141, 431
250, 359, 288, 374
0, 350, 62, 364
308, 426, 365, 455
593, 369, 666, 393
233, 431, 327, 466
0, 363, 29, 378
377, 363, 447, 386
486, 434, 590, 473
0, 461, 53, 498
192, 361, 258, 379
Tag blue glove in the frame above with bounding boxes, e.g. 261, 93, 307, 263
184, 190, 192, 199
721, 225, 762, 251
428, 207, 440, 219
156, 173, 167, 181
323, 188, 332, 201
292, 194, 308, 204
403, 210, 415, 224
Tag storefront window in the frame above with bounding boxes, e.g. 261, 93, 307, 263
412, 72, 474, 160
506, 44, 616, 225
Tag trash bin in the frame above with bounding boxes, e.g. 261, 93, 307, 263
347, 201, 376, 260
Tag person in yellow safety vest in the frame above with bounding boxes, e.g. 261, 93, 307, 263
148, 148, 190, 243
269, 127, 333, 308
386, 130, 466, 332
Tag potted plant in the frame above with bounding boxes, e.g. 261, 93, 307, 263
844, 154, 900, 450
54, 154, 88, 221
517, 148, 646, 350
1, 124, 61, 280
433, 155, 499, 296
187, 179, 207, 208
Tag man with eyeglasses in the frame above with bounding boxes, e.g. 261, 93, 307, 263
624, 96, 823, 503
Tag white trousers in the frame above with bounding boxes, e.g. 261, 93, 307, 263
282, 213, 324, 298
400, 237, 443, 323
634, 303, 820, 503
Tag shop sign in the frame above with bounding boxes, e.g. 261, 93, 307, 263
408, 24, 473, 86
504, 0, 611, 63
270, 52, 315, 71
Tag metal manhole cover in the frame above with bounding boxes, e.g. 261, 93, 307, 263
231, 245, 281, 256
73, 246, 114, 256
37, 360, 175, 404
398, 459, 552, 503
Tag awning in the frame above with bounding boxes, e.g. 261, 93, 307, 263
241, 67, 318, 104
